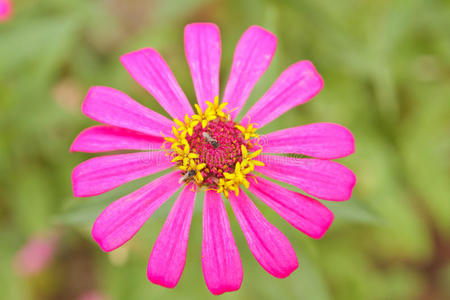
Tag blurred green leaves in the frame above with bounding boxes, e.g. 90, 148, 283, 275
0, 16, 78, 78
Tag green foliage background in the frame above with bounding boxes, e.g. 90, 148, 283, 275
0, 0, 449, 299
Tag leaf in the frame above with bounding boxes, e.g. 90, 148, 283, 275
326, 197, 380, 225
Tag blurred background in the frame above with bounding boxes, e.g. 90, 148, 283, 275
0, 0, 449, 299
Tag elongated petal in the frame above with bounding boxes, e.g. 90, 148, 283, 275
71, 125, 164, 153
92, 172, 181, 252
202, 191, 242, 295
148, 184, 196, 288
72, 151, 172, 197
256, 155, 356, 201
229, 191, 298, 278
260, 123, 355, 159
223, 26, 277, 120
82, 86, 173, 136
243, 61, 324, 128
121, 48, 194, 119
185, 23, 221, 110
249, 177, 334, 239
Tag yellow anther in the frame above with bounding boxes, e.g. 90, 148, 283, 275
172, 127, 187, 140
235, 161, 241, 173
195, 171, 204, 183
183, 143, 190, 155
164, 137, 178, 144
205, 96, 228, 119
224, 172, 235, 180
194, 104, 202, 115
250, 160, 265, 167
216, 179, 230, 198
241, 145, 248, 158
242, 178, 250, 189
174, 118, 184, 128
173, 147, 184, 156
248, 149, 262, 159
235, 122, 259, 140
241, 159, 248, 168
188, 153, 199, 159
243, 166, 254, 173
171, 156, 183, 163
193, 103, 217, 128
235, 124, 246, 132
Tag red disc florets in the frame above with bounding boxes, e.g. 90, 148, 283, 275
186, 118, 248, 187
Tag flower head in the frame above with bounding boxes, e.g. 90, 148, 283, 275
13, 231, 60, 276
0, 0, 12, 22
71, 23, 356, 295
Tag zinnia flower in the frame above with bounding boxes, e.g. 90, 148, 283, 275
13, 232, 60, 276
71, 23, 356, 295
0, 0, 12, 22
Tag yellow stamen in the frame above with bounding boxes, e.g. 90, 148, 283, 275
235, 122, 259, 140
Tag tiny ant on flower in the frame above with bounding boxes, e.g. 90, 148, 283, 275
178, 169, 197, 184
202, 132, 220, 148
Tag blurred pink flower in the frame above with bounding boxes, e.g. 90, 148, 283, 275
13, 232, 60, 276
0, 0, 12, 22
71, 23, 356, 294
78, 290, 109, 300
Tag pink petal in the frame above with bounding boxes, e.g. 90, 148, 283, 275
72, 151, 172, 197
243, 61, 324, 128
0, 0, 12, 22
202, 191, 243, 295
82, 86, 173, 136
120, 48, 194, 120
223, 25, 277, 120
260, 123, 355, 159
229, 191, 298, 278
184, 23, 221, 110
148, 184, 196, 288
71, 125, 164, 153
92, 172, 181, 252
256, 155, 356, 201
249, 177, 334, 239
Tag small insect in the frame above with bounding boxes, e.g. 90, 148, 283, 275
202, 132, 220, 148
178, 169, 197, 184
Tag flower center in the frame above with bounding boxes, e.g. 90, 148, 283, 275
163, 97, 264, 197
186, 118, 245, 186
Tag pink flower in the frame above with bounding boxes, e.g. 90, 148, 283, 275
13, 232, 60, 276
71, 23, 356, 295
78, 290, 109, 300
0, 0, 12, 22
